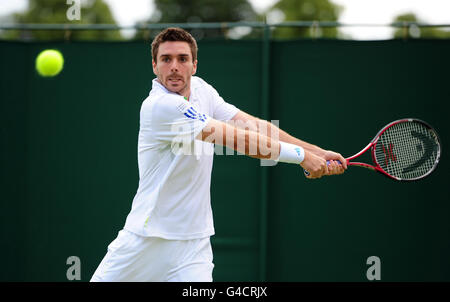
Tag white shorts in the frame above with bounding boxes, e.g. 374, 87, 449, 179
90, 229, 214, 282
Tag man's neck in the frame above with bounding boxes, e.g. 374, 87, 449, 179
156, 79, 190, 101
178, 89, 190, 101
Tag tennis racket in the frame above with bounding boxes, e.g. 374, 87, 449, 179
304, 118, 441, 181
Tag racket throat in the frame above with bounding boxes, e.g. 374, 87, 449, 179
348, 162, 376, 171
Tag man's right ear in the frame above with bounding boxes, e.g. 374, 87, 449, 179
152, 60, 157, 75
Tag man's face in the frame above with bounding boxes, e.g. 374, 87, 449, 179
152, 41, 197, 97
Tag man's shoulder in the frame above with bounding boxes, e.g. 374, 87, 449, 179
192, 76, 206, 85
192, 76, 214, 90
193, 77, 220, 99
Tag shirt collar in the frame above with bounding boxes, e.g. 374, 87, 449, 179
151, 78, 172, 95
151, 77, 199, 101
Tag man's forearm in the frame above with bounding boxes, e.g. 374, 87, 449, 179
199, 119, 280, 160
228, 111, 346, 174
228, 111, 326, 158
198, 119, 308, 165
261, 120, 326, 158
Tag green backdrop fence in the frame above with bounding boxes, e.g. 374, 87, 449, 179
1, 38, 448, 281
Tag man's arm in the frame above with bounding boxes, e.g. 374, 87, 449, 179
229, 110, 347, 174
195, 118, 330, 179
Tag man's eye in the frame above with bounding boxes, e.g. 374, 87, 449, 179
180, 57, 187, 62
162, 57, 170, 62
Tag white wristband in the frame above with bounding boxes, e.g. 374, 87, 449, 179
277, 142, 305, 164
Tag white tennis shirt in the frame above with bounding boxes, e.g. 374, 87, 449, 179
123, 76, 239, 239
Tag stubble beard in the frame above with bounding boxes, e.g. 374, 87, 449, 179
163, 75, 190, 97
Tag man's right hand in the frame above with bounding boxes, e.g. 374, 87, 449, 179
300, 150, 329, 179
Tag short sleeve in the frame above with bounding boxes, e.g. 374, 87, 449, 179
146, 95, 211, 144
210, 86, 239, 122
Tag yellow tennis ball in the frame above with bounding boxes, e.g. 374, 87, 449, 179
36, 49, 64, 77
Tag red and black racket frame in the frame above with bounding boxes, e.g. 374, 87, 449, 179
346, 118, 441, 182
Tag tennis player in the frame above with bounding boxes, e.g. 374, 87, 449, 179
90, 27, 346, 282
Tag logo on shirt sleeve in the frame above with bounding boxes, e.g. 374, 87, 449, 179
184, 106, 208, 122
176, 102, 188, 113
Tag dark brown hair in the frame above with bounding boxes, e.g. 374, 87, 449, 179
151, 27, 198, 63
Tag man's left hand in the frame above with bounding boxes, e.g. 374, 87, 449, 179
322, 150, 347, 175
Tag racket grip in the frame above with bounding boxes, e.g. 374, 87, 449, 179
303, 160, 342, 177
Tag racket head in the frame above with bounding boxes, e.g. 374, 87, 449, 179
371, 118, 441, 181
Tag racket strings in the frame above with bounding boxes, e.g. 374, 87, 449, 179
374, 121, 439, 180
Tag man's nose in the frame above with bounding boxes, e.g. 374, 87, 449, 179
170, 59, 179, 71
